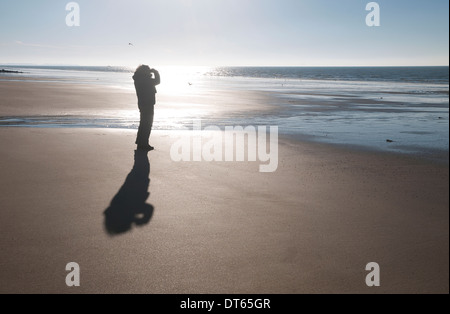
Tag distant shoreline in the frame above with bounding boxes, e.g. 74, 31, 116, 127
2, 59, 449, 164
1, 64, 449, 68
1, 65, 448, 85
0, 69, 24, 74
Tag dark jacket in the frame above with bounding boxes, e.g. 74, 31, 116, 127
133, 70, 161, 107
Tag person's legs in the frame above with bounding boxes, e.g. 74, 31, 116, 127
148, 105, 154, 139
136, 105, 154, 149
136, 112, 146, 146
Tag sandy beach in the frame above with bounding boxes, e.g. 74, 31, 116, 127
0, 81, 448, 294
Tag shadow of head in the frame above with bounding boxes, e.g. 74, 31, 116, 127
104, 150, 154, 235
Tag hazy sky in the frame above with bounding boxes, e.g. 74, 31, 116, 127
0, 0, 448, 66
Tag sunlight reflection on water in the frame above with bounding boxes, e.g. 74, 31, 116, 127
0, 66, 448, 156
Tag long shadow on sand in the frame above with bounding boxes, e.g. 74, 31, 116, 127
104, 150, 154, 235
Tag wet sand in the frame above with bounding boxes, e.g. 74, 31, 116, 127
0, 80, 276, 118
0, 81, 448, 293
0, 127, 447, 294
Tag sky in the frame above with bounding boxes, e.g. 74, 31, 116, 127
0, 0, 448, 66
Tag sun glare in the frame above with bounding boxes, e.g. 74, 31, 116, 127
156, 66, 211, 96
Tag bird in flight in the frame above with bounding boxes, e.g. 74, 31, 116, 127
128, 43, 134, 46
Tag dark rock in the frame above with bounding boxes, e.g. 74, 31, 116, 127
0, 69, 23, 74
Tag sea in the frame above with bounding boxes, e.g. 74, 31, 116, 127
0, 65, 448, 158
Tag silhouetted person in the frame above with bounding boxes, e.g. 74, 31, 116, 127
104, 150, 154, 235
133, 65, 160, 151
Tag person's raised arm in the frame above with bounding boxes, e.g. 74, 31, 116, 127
151, 69, 161, 86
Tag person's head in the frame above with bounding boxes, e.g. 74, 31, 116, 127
134, 64, 151, 76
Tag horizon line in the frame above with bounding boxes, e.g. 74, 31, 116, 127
1, 63, 449, 68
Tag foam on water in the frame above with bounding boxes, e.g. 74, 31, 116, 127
1, 65, 448, 157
